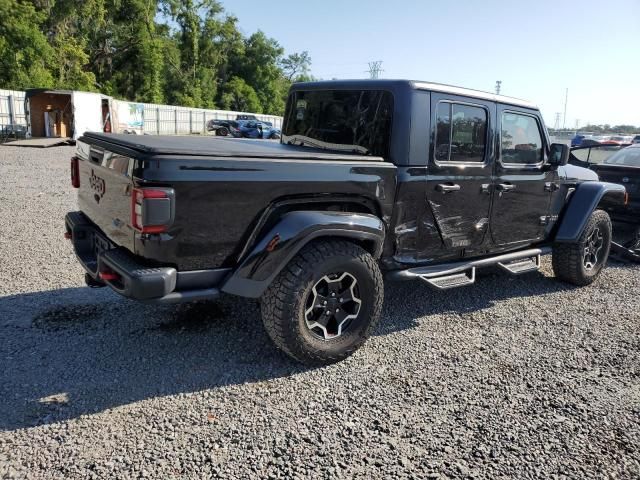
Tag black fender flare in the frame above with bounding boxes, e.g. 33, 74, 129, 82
554, 181, 626, 243
221, 211, 385, 298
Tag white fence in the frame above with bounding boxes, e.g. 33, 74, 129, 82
0, 89, 27, 131
0, 89, 282, 134
141, 103, 283, 135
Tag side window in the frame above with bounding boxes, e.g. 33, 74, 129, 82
435, 102, 487, 163
435, 102, 451, 161
501, 112, 543, 165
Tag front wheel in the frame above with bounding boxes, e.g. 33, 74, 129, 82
552, 209, 612, 286
261, 239, 383, 365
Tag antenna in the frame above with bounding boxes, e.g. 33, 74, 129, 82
495, 80, 502, 95
367, 61, 384, 79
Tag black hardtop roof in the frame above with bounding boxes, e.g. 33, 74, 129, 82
290, 79, 537, 109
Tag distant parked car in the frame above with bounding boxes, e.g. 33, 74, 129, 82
262, 121, 281, 139
603, 135, 632, 146
236, 114, 258, 121
632, 135, 640, 144
206, 119, 233, 136
571, 133, 594, 147
231, 120, 280, 139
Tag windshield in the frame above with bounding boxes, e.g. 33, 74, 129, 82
282, 89, 394, 157
604, 147, 640, 167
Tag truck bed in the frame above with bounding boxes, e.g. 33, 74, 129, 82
80, 132, 383, 161
75, 132, 396, 272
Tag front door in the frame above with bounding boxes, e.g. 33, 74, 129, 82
425, 94, 494, 251
490, 107, 555, 246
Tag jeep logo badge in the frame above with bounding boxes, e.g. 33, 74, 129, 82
89, 169, 106, 198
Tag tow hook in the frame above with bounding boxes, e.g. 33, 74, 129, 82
85, 273, 106, 289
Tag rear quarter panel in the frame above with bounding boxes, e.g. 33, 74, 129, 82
136, 156, 397, 270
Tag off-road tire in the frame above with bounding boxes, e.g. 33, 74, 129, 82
552, 209, 612, 286
261, 239, 384, 365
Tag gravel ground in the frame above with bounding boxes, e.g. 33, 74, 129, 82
1, 144, 639, 479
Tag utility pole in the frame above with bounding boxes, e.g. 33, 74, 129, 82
495, 80, 502, 95
562, 88, 568, 130
367, 61, 384, 79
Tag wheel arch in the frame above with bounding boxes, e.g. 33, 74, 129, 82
554, 181, 625, 243
221, 209, 386, 298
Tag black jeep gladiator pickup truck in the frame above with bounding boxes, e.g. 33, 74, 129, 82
65, 80, 626, 365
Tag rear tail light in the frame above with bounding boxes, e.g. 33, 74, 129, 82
131, 187, 175, 234
71, 156, 80, 188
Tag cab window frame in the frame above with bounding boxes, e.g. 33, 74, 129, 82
433, 100, 490, 167
499, 109, 546, 169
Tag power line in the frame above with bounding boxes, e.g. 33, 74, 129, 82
367, 61, 384, 79
562, 88, 568, 130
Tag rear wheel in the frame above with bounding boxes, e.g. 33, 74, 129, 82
552, 209, 612, 285
217, 127, 229, 136
261, 239, 383, 365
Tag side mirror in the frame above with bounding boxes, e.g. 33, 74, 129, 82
549, 143, 569, 167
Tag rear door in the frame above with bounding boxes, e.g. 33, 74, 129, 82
425, 94, 494, 250
490, 107, 555, 246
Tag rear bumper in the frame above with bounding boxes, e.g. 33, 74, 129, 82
65, 212, 228, 304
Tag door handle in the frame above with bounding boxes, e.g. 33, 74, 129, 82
436, 183, 461, 193
496, 183, 515, 192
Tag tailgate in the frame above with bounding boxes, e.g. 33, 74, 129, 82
77, 145, 135, 251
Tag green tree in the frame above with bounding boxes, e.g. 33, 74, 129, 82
218, 76, 260, 112
280, 51, 311, 81
1, 0, 312, 115
0, 0, 54, 89
232, 31, 286, 114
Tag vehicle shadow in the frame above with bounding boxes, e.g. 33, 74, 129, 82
0, 260, 634, 431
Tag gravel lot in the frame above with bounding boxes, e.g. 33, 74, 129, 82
1, 144, 639, 479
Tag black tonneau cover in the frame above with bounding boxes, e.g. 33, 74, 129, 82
79, 133, 383, 162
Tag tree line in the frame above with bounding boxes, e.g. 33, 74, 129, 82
0, 0, 313, 115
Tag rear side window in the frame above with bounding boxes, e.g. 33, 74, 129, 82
435, 102, 487, 163
282, 89, 394, 157
501, 112, 543, 165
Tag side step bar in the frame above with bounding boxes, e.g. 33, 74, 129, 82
498, 255, 541, 275
388, 247, 551, 289
421, 268, 476, 290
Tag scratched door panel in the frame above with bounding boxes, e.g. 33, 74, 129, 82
424, 94, 495, 253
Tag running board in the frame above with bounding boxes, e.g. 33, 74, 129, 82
420, 268, 475, 290
497, 255, 541, 275
388, 247, 551, 284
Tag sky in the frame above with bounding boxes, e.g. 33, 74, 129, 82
222, 0, 640, 128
